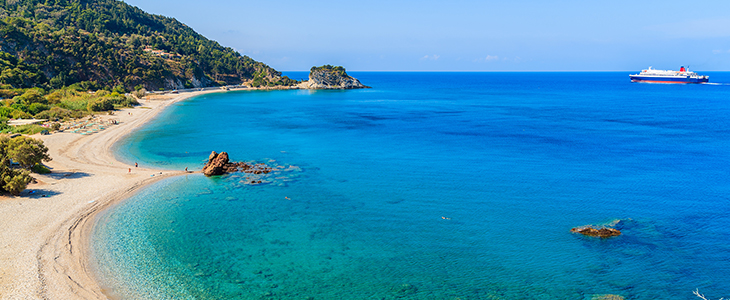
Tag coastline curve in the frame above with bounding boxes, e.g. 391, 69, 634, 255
0, 90, 221, 299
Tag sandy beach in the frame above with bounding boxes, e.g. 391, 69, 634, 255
0, 90, 220, 299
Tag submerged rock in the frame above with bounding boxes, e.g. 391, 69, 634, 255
591, 294, 625, 300
571, 226, 622, 238
391, 283, 418, 297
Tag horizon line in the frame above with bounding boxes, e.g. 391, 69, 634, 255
281, 70, 730, 73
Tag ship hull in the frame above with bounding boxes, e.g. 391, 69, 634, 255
630, 75, 709, 84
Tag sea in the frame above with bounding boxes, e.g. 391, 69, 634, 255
90, 72, 730, 300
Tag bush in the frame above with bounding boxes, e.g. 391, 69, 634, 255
6, 135, 52, 169
87, 98, 114, 111
45, 90, 63, 104
105, 94, 138, 108
68, 81, 98, 92
112, 85, 126, 94
71, 110, 89, 119
10, 102, 28, 113
31, 163, 51, 174
60, 98, 91, 111
2, 124, 45, 134
0, 89, 21, 99
34, 107, 74, 120
0, 135, 52, 195
10, 110, 32, 119
0, 107, 18, 118
13, 89, 47, 106
2, 169, 32, 195
132, 88, 147, 99
28, 103, 49, 116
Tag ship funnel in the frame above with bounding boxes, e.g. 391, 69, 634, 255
680, 66, 685, 72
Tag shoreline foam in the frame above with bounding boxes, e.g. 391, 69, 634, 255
0, 89, 222, 299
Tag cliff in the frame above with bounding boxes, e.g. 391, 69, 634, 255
298, 65, 370, 89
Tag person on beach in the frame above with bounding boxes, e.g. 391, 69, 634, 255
185, 167, 188, 172
128, 168, 131, 173
135, 162, 138, 167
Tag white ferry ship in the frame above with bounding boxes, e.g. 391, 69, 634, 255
630, 66, 709, 84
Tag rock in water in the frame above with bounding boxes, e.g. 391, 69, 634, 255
571, 226, 622, 238
298, 65, 370, 89
202, 151, 230, 176
201, 151, 279, 180
591, 294, 625, 300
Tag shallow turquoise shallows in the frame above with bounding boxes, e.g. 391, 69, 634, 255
92, 72, 730, 299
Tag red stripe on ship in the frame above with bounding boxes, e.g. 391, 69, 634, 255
631, 79, 698, 84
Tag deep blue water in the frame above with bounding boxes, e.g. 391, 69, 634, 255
92, 72, 730, 299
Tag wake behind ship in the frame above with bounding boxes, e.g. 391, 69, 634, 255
630, 66, 709, 84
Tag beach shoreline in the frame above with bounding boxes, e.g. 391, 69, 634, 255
0, 89, 222, 299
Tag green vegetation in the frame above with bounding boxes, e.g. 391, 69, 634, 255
6, 135, 50, 169
3, 124, 44, 135
0, 0, 297, 90
0, 0, 307, 195
0, 0, 299, 131
0, 84, 140, 134
31, 163, 50, 174
310, 65, 348, 77
0, 85, 139, 133
0, 135, 51, 195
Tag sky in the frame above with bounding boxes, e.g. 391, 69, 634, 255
122, 0, 730, 71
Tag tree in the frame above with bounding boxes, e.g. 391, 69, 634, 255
28, 103, 49, 115
132, 88, 147, 99
87, 98, 113, 111
0, 136, 43, 195
13, 89, 47, 106
2, 169, 32, 196
5, 135, 52, 169
112, 84, 126, 94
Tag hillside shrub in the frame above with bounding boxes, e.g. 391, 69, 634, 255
34, 107, 74, 120
13, 89, 47, 105
87, 98, 113, 111
31, 163, 51, 174
0, 107, 17, 118
10, 110, 33, 119
28, 103, 50, 116
2, 124, 44, 134
2, 170, 32, 195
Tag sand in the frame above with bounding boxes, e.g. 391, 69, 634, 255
0, 90, 221, 299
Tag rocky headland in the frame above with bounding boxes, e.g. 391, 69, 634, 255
297, 65, 370, 89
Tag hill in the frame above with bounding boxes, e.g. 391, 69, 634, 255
0, 0, 296, 91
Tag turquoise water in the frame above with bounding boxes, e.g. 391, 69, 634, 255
92, 72, 730, 299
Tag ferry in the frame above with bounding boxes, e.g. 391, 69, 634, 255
630, 66, 709, 84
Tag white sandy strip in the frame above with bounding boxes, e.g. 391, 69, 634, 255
0, 90, 221, 299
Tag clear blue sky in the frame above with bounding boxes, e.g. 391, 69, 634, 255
123, 0, 730, 71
